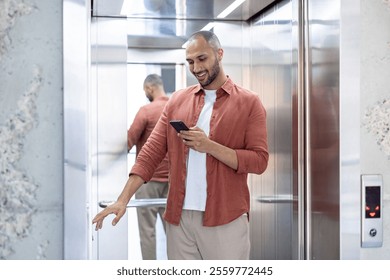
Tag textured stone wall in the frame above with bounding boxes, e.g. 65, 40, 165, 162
361, 0, 390, 259
0, 1, 33, 60
362, 0, 390, 160
363, 99, 390, 159
0, 0, 63, 259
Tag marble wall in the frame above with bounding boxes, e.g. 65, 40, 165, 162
0, 0, 63, 259
361, 0, 390, 259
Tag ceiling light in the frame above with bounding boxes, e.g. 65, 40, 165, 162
217, 0, 246, 19
201, 22, 216, 31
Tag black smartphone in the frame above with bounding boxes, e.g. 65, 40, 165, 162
169, 120, 189, 133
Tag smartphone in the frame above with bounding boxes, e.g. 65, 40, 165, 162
169, 120, 189, 133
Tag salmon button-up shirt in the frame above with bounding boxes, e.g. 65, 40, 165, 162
130, 77, 269, 226
127, 96, 169, 182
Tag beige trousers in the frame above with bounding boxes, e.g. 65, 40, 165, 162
166, 210, 250, 260
135, 181, 169, 260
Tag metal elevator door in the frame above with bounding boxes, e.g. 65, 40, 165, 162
248, 0, 340, 260
248, 0, 298, 259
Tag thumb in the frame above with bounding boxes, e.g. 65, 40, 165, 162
112, 218, 120, 226
112, 216, 120, 226
112, 209, 125, 226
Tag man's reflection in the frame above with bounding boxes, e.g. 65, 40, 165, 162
127, 74, 169, 260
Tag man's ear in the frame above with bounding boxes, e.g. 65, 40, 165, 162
145, 85, 153, 94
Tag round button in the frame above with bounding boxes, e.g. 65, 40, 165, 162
369, 228, 377, 237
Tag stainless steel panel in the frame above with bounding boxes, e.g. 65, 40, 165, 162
249, 0, 296, 260
90, 17, 129, 260
306, 0, 340, 260
63, 0, 92, 260
294, 0, 306, 260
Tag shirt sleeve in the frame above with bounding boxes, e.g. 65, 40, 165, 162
130, 105, 168, 182
235, 96, 269, 175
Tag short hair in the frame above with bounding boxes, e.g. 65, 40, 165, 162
187, 30, 221, 51
143, 74, 163, 88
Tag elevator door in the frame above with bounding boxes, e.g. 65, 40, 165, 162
248, 0, 298, 260
248, 0, 341, 260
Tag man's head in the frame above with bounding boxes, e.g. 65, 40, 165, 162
143, 74, 164, 102
185, 31, 226, 90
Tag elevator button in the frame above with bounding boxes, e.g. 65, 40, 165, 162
361, 174, 383, 248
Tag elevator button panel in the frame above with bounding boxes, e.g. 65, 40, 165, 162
361, 174, 383, 248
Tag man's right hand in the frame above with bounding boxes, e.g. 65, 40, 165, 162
92, 201, 127, 231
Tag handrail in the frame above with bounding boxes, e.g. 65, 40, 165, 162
99, 198, 167, 208
256, 195, 296, 203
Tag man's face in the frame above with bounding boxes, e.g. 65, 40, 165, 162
186, 37, 221, 89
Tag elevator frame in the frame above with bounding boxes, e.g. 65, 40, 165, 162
63, 0, 361, 260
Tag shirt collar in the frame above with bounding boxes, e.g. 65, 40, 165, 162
191, 76, 233, 96
153, 95, 169, 101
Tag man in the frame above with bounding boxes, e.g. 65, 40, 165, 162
127, 74, 169, 260
93, 31, 268, 260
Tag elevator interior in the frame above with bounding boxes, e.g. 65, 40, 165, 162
64, 0, 362, 260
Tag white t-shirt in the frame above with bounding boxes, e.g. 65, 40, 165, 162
183, 89, 217, 211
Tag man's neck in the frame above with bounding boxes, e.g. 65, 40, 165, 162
203, 73, 227, 90
152, 91, 166, 101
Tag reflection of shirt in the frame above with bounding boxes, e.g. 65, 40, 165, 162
130, 77, 269, 226
183, 89, 217, 211
127, 96, 169, 182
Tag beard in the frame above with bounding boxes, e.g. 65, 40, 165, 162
146, 94, 153, 102
196, 57, 220, 87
